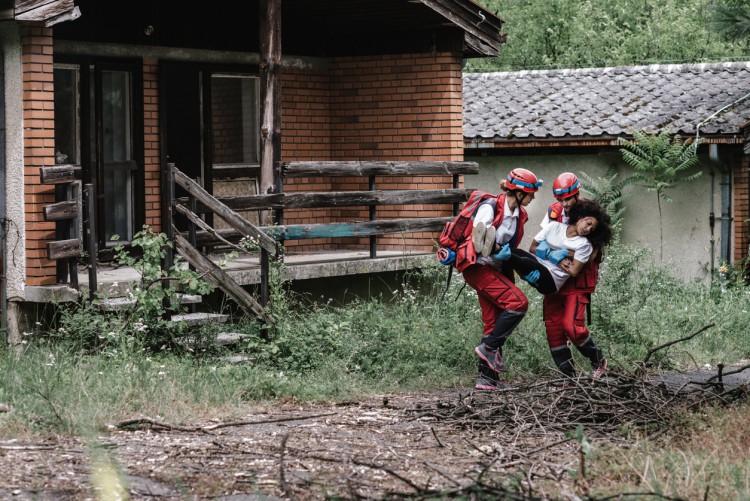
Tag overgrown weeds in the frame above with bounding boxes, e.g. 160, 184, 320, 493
1, 242, 749, 436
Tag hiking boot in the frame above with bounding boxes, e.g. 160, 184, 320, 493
474, 375, 499, 391
475, 344, 507, 374
471, 223, 496, 257
590, 358, 607, 380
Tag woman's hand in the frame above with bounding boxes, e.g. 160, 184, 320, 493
560, 259, 585, 276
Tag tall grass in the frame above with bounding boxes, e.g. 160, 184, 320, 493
0, 243, 748, 434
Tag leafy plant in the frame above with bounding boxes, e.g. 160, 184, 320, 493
710, 0, 750, 42
618, 129, 702, 260
580, 166, 637, 238
55, 226, 215, 351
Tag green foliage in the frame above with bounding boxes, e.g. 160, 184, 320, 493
579, 166, 638, 237
618, 129, 702, 259
468, 0, 748, 71
710, 0, 750, 43
54, 226, 215, 352
4, 247, 750, 434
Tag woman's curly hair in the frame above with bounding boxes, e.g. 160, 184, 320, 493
568, 199, 612, 249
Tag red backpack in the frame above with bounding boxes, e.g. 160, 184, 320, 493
438, 190, 496, 272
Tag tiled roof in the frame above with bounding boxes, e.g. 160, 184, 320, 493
463, 62, 750, 141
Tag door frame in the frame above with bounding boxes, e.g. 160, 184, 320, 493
54, 56, 145, 250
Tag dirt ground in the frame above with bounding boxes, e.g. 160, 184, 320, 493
0, 367, 747, 500
0, 385, 598, 500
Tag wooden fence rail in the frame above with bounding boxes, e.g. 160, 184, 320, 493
164, 160, 476, 323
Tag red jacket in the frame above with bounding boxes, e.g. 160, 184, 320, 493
546, 201, 600, 295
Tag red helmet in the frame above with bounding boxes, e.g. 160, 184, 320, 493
506, 168, 542, 193
552, 172, 580, 199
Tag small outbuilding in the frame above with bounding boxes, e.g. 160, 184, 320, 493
463, 62, 750, 280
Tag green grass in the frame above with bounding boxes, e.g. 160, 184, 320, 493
1, 243, 749, 435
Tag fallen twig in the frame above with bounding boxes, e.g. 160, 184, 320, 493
641, 324, 715, 365
115, 412, 337, 432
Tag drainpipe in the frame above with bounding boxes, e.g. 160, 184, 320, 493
695, 91, 750, 276
709, 168, 715, 280
0, 50, 6, 343
709, 144, 732, 263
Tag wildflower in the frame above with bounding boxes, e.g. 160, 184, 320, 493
719, 264, 729, 274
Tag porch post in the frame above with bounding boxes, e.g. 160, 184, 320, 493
259, 0, 282, 225
259, 0, 282, 322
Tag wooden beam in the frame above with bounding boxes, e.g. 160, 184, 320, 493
181, 189, 472, 213
173, 167, 277, 253
43, 200, 77, 221
47, 238, 81, 260
419, 0, 501, 54
259, 0, 282, 224
40, 165, 80, 185
193, 217, 451, 245
15, 0, 75, 21
174, 233, 274, 325
282, 161, 479, 177
282, 188, 473, 209
269, 217, 450, 240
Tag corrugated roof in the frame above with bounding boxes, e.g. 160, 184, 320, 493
463, 62, 750, 142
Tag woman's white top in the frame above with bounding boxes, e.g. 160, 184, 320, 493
533, 222, 592, 290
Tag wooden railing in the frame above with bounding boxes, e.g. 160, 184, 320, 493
167, 160, 478, 322
181, 161, 477, 250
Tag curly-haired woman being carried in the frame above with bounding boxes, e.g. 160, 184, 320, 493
492, 199, 613, 296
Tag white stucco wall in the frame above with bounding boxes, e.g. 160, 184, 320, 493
465, 149, 729, 282
0, 23, 26, 299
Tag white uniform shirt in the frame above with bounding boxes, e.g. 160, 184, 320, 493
533, 222, 592, 290
474, 197, 518, 245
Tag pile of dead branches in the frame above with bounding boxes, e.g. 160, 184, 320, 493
407, 370, 747, 439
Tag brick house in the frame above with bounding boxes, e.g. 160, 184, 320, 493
463, 63, 750, 280
0, 0, 503, 336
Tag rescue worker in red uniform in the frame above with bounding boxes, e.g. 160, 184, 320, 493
462, 168, 542, 390
541, 173, 607, 379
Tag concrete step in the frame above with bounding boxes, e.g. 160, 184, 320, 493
99, 294, 203, 312
215, 332, 252, 346
221, 354, 257, 364
170, 312, 228, 326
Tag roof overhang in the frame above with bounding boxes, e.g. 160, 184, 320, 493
0, 0, 80, 26
464, 134, 746, 150
419, 0, 504, 56
51, 0, 503, 58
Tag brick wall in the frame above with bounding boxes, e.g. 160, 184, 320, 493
22, 26, 56, 286
278, 53, 463, 254
734, 152, 749, 263
143, 58, 161, 230
329, 52, 463, 251
280, 66, 334, 251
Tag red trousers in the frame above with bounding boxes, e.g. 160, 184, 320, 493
463, 264, 528, 336
543, 292, 590, 349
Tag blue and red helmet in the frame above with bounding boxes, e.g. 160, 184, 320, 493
552, 172, 581, 199
506, 168, 542, 193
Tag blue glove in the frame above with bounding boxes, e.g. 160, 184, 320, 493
523, 270, 540, 285
548, 248, 570, 265
491, 243, 511, 262
535, 240, 551, 260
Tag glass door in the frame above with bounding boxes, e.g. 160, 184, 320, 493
97, 69, 136, 245
54, 59, 144, 252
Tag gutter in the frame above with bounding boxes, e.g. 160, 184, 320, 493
0, 49, 5, 342
464, 134, 744, 150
